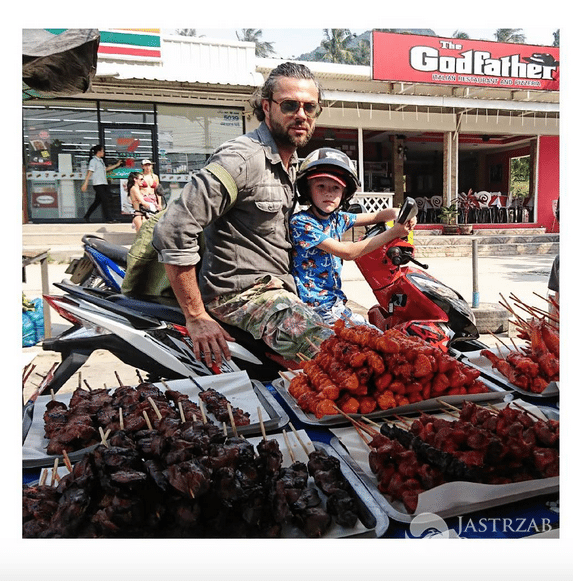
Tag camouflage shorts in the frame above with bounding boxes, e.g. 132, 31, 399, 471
205, 275, 332, 360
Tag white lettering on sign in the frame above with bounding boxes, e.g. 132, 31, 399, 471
410, 46, 557, 81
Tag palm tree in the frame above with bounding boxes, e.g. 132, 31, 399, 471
320, 29, 357, 64
353, 39, 371, 66
494, 28, 526, 44
176, 29, 197, 37
235, 29, 276, 57
452, 30, 469, 39
552, 30, 560, 47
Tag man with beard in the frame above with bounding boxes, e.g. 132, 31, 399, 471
153, 62, 331, 368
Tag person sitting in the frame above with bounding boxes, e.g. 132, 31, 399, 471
290, 148, 415, 324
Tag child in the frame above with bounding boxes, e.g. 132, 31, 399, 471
290, 148, 415, 324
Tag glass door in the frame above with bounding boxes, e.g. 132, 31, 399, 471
102, 123, 158, 220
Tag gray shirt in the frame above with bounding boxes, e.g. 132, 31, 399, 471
153, 123, 298, 304
88, 156, 108, 186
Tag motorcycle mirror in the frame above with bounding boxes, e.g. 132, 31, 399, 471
396, 197, 418, 224
347, 202, 364, 214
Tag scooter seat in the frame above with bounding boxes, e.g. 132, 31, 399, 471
108, 294, 186, 325
83, 235, 128, 267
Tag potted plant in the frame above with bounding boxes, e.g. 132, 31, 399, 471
439, 193, 474, 235
439, 203, 460, 235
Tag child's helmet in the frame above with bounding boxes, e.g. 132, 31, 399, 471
296, 148, 360, 209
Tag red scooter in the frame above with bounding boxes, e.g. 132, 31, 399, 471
354, 197, 480, 353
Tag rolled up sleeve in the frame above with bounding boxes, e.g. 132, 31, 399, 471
152, 161, 235, 266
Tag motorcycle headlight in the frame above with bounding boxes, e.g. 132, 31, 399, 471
407, 273, 475, 322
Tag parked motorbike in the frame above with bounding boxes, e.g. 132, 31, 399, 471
42, 198, 481, 394
354, 197, 482, 352
41, 280, 291, 393
65, 234, 127, 292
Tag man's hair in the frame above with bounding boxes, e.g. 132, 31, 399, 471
249, 62, 321, 122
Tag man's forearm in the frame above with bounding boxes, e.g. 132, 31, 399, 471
164, 263, 207, 320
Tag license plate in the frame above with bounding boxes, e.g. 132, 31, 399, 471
66, 256, 93, 284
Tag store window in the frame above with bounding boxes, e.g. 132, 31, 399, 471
23, 100, 99, 221
156, 104, 243, 201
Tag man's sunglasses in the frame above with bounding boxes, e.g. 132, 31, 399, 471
270, 98, 322, 118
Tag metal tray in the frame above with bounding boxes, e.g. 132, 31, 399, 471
328, 401, 559, 523
23, 372, 289, 469
272, 372, 509, 428
458, 348, 559, 399
245, 434, 389, 538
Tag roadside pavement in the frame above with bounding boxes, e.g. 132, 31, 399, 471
21, 252, 558, 398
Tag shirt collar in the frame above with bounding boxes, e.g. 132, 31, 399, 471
254, 122, 299, 171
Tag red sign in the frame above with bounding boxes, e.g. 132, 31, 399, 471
372, 32, 559, 91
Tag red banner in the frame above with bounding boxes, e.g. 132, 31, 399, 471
372, 32, 559, 91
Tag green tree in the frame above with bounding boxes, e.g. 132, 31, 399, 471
353, 39, 371, 66
235, 29, 276, 57
494, 28, 526, 43
176, 29, 197, 37
452, 30, 470, 39
320, 29, 357, 64
552, 30, 560, 47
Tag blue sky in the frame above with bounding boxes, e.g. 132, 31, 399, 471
190, 28, 558, 59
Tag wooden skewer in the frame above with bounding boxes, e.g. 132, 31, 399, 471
511, 401, 540, 420
22, 363, 36, 387
361, 416, 382, 430
283, 429, 296, 463
99, 426, 110, 447
147, 396, 163, 420
222, 422, 228, 436
178, 401, 186, 423
393, 414, 414, 427
198, 398, 208, 424
83, 379, 92, 391
278, 370, 295, 384
50, 389, 55, 401
436, 399, 462, 415
499, 294, 532, 331
136, 369, 144, 383
487, 330, 510, 350
189, 487, 195, 499
509, 292, 558, 323
305, 336, 321, 353
50, 458, 59, 487
77, 372, 82, 389
142, 410, 153, 431
62, 450, 73, 473
288, 422, 310, 456
227, 402, 238, 437
160, 378, 170, 391
114, 371, 124, 387
39, 468, 48, 486
296, 352, 311, 362
257, 407, 266, 441
119, 407, 124, 431
333, 405, 376, 441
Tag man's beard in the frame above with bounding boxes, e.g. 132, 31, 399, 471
269, 117, 315, 149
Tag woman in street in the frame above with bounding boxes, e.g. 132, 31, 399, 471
81, 144, 122, 222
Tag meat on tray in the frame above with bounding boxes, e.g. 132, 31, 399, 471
23, 414, 360, 538
288, 320, 488, 418
481, 317, 559, 393
363, 401, 559, 514
41, 382, 251, 456
198, 388, 250, 426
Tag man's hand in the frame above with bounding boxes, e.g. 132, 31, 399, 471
186, 312, 235, 368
